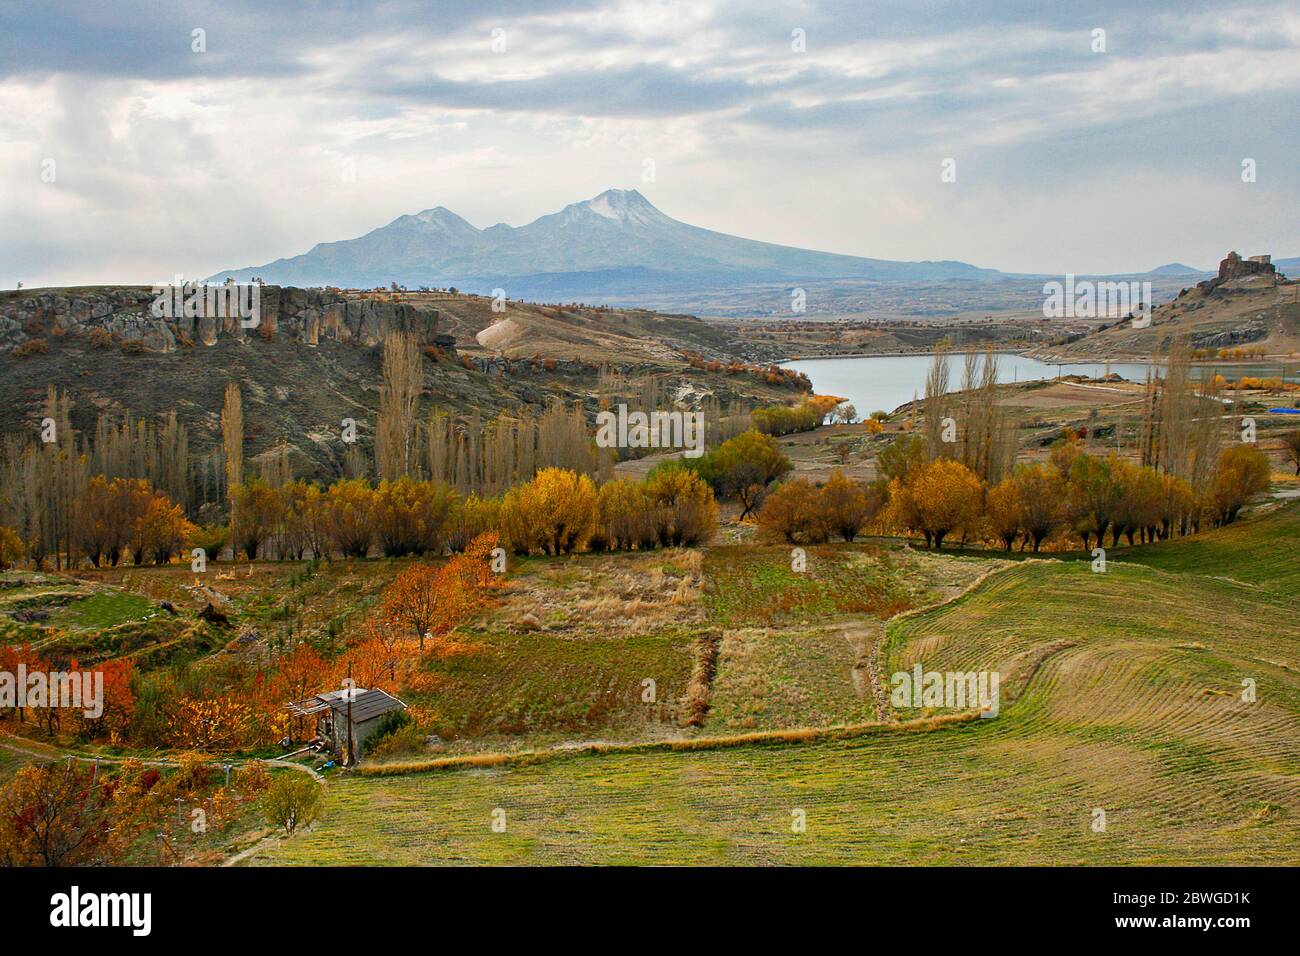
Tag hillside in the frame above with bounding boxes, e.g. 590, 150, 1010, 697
1036, 253, 1300, 361
246, 503, 1300, 865
0, 285, 798, 478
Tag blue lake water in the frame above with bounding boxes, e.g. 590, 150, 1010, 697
780, 353, 1157, 416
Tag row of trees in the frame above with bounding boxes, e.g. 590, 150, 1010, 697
752, 432, 1272, 552
750, 395, 845, 437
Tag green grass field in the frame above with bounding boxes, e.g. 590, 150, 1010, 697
249, 504, 1300, 865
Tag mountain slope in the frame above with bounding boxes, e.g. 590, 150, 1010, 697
208, 189, 999, 293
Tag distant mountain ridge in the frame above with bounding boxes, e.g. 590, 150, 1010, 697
207, 189, 1295, 310
208, 189, 1001, 296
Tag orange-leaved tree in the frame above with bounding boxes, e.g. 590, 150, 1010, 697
381, 531, 500, 653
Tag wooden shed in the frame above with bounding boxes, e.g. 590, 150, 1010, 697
287, 687, 407, 762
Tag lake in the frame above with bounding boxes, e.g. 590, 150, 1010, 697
780, 353, 1156, 416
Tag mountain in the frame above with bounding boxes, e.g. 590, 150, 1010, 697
207, 189, 1001, 297
1275, 256, 1300, 275
1146, 262, 1207, 276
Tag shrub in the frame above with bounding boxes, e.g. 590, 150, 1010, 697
87, 327, 115, 349
13, 338, 48, 358
262, 773, 324, 835
0, 526, 24, 569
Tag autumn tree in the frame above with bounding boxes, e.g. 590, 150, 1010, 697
0, 525, 23, 569
134, 492, 196, 564
265, 644, 331, 739
644, 466, 718, 547
373, 477, 458, 557
0, 763, 112, 866
700, 430, 791, 518
1066, 454, 1120, 551
500, 467, 596, 555
757, 478, 828, 544
985, 477, 1022, 551
890, 458, 983, 549
384, 563, 459, 653
221, 381, 244, 524
230, 479, 283, 560
1209, 444, 1270, 525
1111, 460, 1164, 545
169, 696, 256, 751
1281, 429, 1300, 475
876, 433, 927, 483
819, 469, 883, 542
1008, 463, 1063, 552
323, 478, 376, 558
594, 479, 655, 551
1157, 472, 1195, 539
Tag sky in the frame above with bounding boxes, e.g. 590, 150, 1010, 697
2, 0, 1297, 287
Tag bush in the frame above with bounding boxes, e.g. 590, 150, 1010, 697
263, 773, 324, 835
13, 338, 48, 358
188, 523, 229, 563
0, 525, 24, 569
367, 711, 423, 760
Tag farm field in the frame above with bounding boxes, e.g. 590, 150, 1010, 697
247, 504, 1300, 866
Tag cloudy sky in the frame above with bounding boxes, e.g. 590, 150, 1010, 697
2, 0, 1297, 287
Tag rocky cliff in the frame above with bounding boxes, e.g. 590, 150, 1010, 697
0, 286, 447, 353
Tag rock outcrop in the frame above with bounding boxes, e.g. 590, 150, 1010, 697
0, 286, 445, 353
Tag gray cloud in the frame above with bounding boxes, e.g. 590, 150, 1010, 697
2, 0, 1296, 285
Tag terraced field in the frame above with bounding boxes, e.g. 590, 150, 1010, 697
249, 505, 1300, 866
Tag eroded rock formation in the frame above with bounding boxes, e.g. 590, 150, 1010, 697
0, 286, 449, 353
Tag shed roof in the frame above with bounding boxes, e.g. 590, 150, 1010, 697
287, 687, 407, 724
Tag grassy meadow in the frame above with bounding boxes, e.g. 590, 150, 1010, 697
245, 503, 1300, 866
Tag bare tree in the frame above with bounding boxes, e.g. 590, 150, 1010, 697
221, 381, 244, 539
376, 332, 422, 480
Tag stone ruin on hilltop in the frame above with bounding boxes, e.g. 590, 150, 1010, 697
1198, 251, 1279, 293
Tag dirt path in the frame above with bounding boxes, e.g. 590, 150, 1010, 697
0, 734, 323, 780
